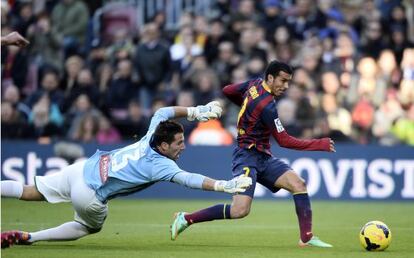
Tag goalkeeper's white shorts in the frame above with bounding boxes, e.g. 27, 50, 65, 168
35, 160, 107, 231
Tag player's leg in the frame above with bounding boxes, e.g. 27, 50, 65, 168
171, 147, 257, 240
273, 169, 332, 247
1, 161, 103, 247
273, 170, 312, 241
1, 181, 44, 201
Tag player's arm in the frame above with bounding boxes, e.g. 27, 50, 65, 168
222, 81, 250, 106
1, 32, 29, 47
262, 106, 335, 152
146, 102, 223, 134
171, 172, 252, 194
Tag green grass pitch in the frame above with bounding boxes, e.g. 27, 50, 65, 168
1, 199, 413, 258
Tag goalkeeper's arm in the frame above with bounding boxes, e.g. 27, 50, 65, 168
171, 172, 252, 194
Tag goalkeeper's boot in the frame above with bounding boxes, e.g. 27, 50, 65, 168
1, 231, 32, 249
298, 236, 333, 248
170, 212, 189, 240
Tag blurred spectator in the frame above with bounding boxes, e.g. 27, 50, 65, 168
61, 55, 84, 94
211, 41, 239, 85
260, 0, 285, 41
134, 22, 171, 110
347, 57, 387, 108
372, 89, 404, 145
360, 21, 388, 59
9, 3, 35, 37
377, 49, 401, 88
351, 95, 375, 144
170, 25, 203, 76
27, 13, 62, 71
114, 99, 149, 141
29, 94, 64, 127
63, 68, 100, 111
237, 28, 267, 63
1, 101, 31, 139
204, 19, 228, 64
69, 112, 100, 143
51, 0, 89, 57
277, 98, 302, 137
106, 59, 138, 119
389, 25, 413, 64
96, 115, 121, 144
175, 90, 197, 136
65, 94, 102, 138
27, 97, 62, 141
95, 62, 113, 107
1, 43, 28, 89
313, 116, 353, 143
286, 84, 316, 131
285, 0, 319, 40
321, 93, 352, 136
106, 28, 135, 64
192, 70, 220, 105
189, 119, 233, 146
271, 25, 296, 64
391, 104, 414, 146
25, 69, 64, 110
2, 84, 31, 119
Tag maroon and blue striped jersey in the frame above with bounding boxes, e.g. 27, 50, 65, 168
223, 78, 330, 155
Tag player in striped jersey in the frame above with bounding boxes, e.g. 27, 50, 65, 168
171, 61, 335, 247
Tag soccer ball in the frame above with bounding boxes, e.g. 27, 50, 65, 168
359, 221, 392, 251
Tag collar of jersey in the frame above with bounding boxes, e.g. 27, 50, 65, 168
261, 81, 272, 94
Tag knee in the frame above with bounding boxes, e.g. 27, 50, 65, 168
87, 227, 102, 234
291, 177, 307, 193
230, 204, 251, 219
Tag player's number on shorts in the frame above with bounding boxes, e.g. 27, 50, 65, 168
243, 167, 250, 177
111, 142, 143, 172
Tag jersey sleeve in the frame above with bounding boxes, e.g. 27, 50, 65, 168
222, 80, 251, 106
145, 107, 175, 137
261, 103, 331, 151
151, 158, 184, 182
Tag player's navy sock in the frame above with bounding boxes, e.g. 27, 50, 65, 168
293, 192, 313, 243
184, 204, 231, 224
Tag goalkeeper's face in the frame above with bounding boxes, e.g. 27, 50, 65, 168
163, 133, 186, 161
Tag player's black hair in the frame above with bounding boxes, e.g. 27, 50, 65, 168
264, 60, 293, 80
153, 120, 184, 146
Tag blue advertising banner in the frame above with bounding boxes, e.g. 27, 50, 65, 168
1, 141, 413, 201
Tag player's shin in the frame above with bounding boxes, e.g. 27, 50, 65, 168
29, 221, 90, 242
1, 181, 23, 199
293, 192, 313, 243
184, 204, 232, 224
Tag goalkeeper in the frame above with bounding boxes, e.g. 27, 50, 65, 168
1, 102, 252, 248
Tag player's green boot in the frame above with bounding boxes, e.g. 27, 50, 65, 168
298, 236, 333, 248
170, 212, 189, 241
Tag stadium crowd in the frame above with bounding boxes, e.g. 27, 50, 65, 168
1, 0, 414, 146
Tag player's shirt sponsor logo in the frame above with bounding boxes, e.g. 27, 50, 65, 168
274, 118, 285, 133
99, 155, 110, 183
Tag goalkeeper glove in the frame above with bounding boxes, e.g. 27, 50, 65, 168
187, 101, 223, 122
214, 175, 252, 194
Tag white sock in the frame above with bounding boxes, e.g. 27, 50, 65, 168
1, 180, 23, 198
29, 221, 89, 242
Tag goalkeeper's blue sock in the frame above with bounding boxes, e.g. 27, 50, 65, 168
184, 204, 231, 224
293, 192, 313, 243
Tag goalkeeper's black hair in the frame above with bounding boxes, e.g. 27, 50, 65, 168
264, 60, 293, 80
153, 120, 184, 146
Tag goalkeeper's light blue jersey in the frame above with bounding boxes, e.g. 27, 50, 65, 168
83, 107, 184, 202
